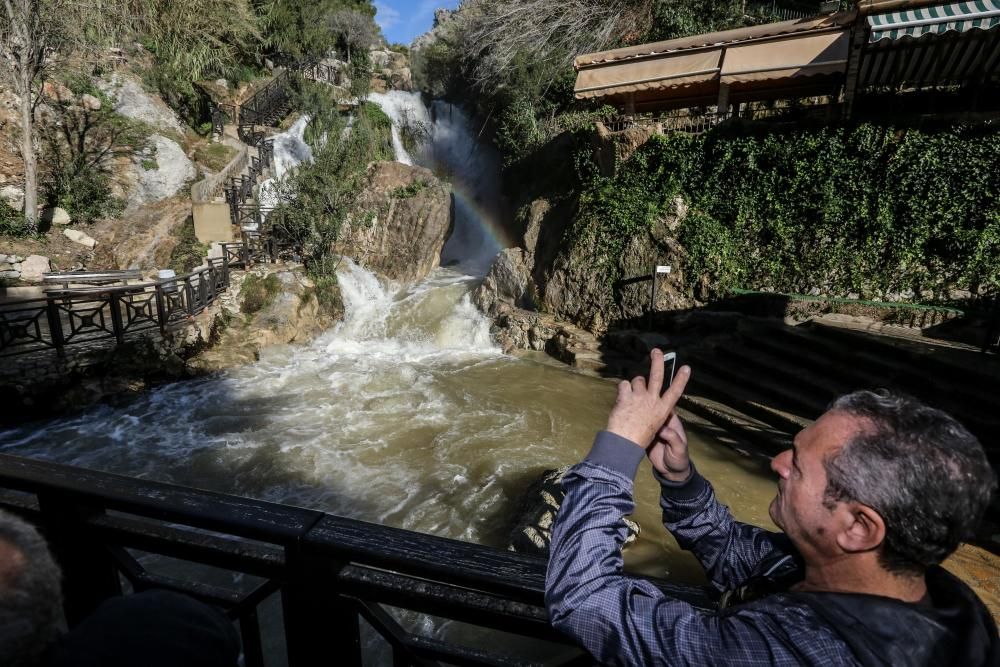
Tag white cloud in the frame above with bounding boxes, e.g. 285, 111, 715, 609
375, 2, 402, 31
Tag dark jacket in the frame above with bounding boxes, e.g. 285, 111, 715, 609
546, 431, 1000, 666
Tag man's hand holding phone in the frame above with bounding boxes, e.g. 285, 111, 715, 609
605, 348, 691, 478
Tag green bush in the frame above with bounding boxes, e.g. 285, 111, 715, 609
579, 123, 1000, 300
167, 218, 210, 273
240, 273, 282, 315
44, 169, 124, 225
0, 200, 30, 238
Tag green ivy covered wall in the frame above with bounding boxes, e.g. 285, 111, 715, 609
578, 122, 1000, 303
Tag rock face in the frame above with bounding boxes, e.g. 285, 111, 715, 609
369, 47, 413, 92
18, 255, 50, 282
98, 74, 186, 135
190, 265, 343, 371
506, 467, 639, 555
475, 192, 696, 350
334, 162, 452, 283
129, 135, 197, 207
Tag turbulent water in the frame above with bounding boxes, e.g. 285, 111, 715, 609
0, 91, 779, 661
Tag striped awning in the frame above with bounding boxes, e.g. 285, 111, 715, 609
868, 0, 1000, 42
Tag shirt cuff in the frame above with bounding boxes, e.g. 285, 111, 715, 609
653, 461, 709, 502
583, 431, 646, 480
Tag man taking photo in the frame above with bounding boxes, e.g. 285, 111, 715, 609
546, 349, 999, 665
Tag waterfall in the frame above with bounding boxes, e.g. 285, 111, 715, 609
256, 115, 313, 213
368, 92, 505, 275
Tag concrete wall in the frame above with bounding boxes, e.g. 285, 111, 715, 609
193, 202, 234, 243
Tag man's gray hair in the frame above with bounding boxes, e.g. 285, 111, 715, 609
0, 509, 64, 666
825, 390, 996, 574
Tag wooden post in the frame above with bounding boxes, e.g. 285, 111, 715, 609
109, 293, 125, 344
717, 83, 730, 116
45, 299, 65, 357
37, 492, 121, 626
624, 93, 636, 116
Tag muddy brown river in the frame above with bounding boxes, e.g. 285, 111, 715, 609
0, 261, 779, 585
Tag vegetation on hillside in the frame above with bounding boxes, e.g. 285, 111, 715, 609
572, 123, 1000, 301
266, 86, 393, 286
412, 0, 779, 166
1, 0, 380, 235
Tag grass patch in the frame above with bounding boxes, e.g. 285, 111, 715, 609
193, 142, 238, 172
241, 273, 282, 315
391, 180, 428, 199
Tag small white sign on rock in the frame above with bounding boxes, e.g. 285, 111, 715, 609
64, 228, 97, 249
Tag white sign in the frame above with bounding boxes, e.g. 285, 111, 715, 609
656, 265, 671, 274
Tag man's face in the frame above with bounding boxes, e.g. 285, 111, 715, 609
769, 411, 865, 556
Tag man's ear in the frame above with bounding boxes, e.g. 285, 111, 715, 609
836, 503, 885, 554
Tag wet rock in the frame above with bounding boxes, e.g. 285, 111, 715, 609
507, 467, 640, 555
18, 255, 50, 282
63, 228, 97, 249
40, 207, 71, 226
472, 248, 537, 313
334, 162, 451, 284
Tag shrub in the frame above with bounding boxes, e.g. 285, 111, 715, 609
0, 200, 31, 238
240, 273, 282, 315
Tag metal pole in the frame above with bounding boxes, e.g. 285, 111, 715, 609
648, 265, 658, 330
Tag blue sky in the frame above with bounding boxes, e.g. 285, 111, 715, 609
375, 0, 460, 45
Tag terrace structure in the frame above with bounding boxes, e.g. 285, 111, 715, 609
574, 0, 1000, 127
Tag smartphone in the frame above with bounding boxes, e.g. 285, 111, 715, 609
662, 351, 677, 395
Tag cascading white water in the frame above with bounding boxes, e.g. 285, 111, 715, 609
368, 91, 505, 274
256, 115, 313, 213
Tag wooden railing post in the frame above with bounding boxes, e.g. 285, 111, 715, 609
45, 298, 65, 357
108, 293, 125, 344
283, 546, 361, 666
37, 491, 122, 626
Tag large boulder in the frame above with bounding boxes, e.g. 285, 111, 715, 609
98, 74, 186, 134
472, 248, 537, 313
129, 135, 197, 207
0, 185, 23, 211
40, 207, 71, 226
18, 255, 50, 282
334, 162, 452, 284
506, 467, 639, 555
63, 228, 97, 249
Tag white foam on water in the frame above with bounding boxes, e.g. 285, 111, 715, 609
257, 115, 313, 213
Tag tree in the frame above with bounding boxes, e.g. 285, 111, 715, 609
0, 0, 135, 232
328, 8, 379, 64
455, 0, 654, 91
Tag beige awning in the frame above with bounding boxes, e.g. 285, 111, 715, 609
720, 29, 850, 84
575, 49, 722, 99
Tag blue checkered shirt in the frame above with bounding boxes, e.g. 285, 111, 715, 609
545, 431, 860, 666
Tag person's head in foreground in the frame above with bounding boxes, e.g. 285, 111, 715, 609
771, 389, 996, 588
0, 510, 63, 667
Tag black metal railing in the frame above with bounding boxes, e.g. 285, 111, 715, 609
604, 103, 842, 135
747, 0, 822, 20
0, 259, 236, 358
240, 71, 292, 128
0, 454, 711, 667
